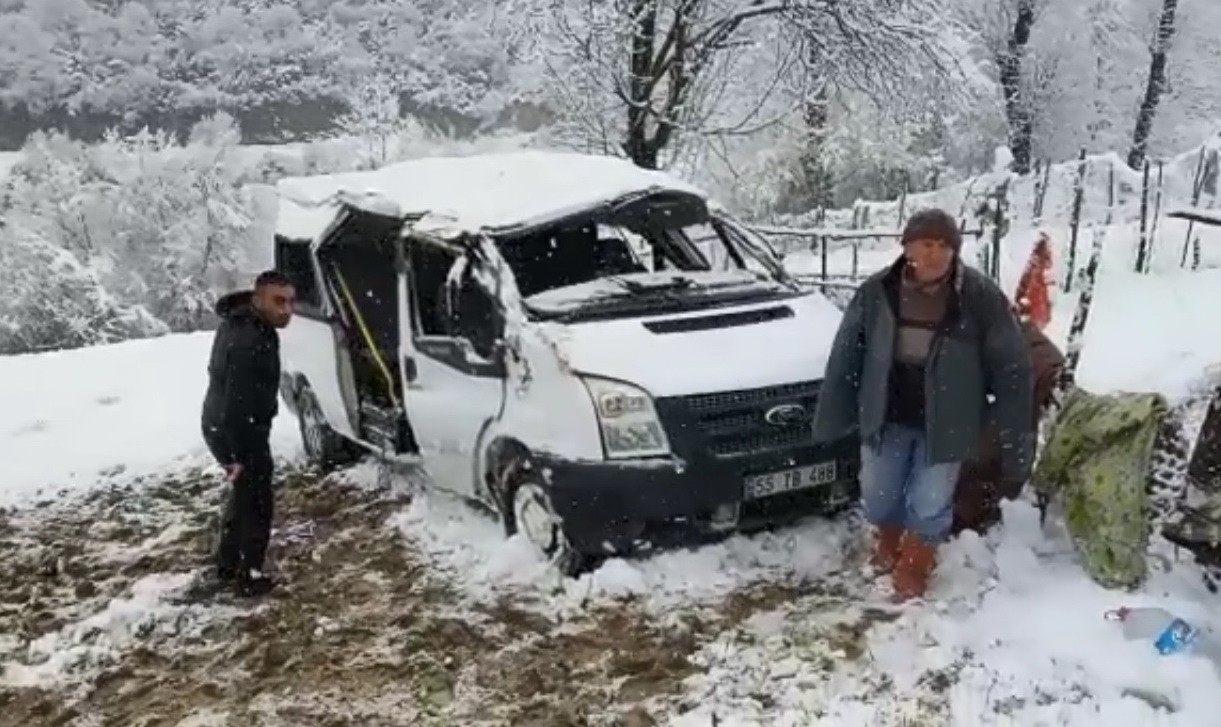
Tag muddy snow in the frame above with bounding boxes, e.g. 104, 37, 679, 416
0, 461, 696, 725
0, 458, 884, 726
5, 446, 1221, 726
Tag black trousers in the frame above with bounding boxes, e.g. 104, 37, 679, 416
203, 426, 275, 577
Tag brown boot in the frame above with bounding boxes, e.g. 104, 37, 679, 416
869, 525, 905, 573
891, 531, 938, 602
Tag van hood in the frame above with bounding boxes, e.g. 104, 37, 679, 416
536, 292, 845, 398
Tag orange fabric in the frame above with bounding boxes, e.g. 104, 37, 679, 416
1013, 233, 1053, 331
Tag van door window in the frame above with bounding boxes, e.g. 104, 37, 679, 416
410, 240, 460, 337
447, 272, 502, 360
407, 237, 505, 376
274, 236, 325, 317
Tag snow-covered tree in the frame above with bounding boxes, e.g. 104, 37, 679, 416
1128, 0, 1180, 169
334, 74, 404, 170
0, 113, 257, 347
0, 229, 164, 355
512, 0, 961, 175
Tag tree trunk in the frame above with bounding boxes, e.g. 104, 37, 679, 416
997, 0, 1036, 175
623, 0, 660, 169
795, 69, 833, 211
1127, 0, 1179, 170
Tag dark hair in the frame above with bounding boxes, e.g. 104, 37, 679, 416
255, 269, 294, 288
901, 208, 962, 253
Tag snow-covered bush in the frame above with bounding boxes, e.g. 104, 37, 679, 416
0, 107, 537, 355
0, 114, 259, 351
0, 229, 165, 355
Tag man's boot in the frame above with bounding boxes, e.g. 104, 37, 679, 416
869, 525, 905, 573
178, 566, 236, 602
891, 531, 937, 602
235, 571, 277, 598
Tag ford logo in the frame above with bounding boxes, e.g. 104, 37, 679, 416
764, 403, 809, 427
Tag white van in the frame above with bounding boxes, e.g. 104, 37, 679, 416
272, 150, 859, 572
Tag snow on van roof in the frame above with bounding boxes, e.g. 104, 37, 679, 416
274, 150, 707, 242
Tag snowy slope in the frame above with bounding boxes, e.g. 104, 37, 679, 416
0, 333, 303, 509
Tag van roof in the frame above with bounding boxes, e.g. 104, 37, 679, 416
274, 149, 707, 242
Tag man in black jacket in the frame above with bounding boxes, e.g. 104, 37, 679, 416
200, 270, 295, 597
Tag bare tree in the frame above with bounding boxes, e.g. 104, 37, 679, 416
1127, 0, 1180, 169
519, 0, 953, 170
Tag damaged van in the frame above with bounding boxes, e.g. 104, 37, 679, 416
272, 150, 859, 573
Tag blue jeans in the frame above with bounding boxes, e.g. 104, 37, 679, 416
860, 424, 963, 542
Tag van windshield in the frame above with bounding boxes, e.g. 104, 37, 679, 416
493, 207, 794, 321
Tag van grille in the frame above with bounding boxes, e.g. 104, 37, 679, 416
666, 380, 821, 458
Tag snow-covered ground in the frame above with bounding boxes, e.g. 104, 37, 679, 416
0, 332, 302, 510
3, 235, 1221, 724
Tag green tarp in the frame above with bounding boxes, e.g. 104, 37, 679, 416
1032, 387, 1169, 590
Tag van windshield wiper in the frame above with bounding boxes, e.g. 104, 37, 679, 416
608, 276, 695, 296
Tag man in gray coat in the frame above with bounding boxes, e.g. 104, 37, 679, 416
812, 208, 1034, 601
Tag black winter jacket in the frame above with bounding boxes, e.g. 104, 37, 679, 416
201, 291, 281, 464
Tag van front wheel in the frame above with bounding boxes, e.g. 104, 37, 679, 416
502, 460, 585, 577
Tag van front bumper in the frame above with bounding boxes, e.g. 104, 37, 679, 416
536, 436, 860, 556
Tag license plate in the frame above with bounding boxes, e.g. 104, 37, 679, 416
743, 461, 838, 500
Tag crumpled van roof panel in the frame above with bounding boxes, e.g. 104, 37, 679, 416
274, 149, 706, 242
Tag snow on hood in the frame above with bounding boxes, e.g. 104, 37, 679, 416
537, 292, 844, 397
523, 269, 783, 314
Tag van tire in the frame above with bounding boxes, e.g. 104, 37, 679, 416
296, 384, 355, 472
500, 458, 586, 577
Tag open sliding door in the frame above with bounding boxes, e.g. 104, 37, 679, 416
314, 207, 415, 454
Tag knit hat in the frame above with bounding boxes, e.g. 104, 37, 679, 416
901, 208, 962, 253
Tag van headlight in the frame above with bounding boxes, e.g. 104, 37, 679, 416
581, 376, 671, 459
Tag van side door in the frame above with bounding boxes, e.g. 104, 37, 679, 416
399, 233, 508, 501
274, 234, 360, 439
